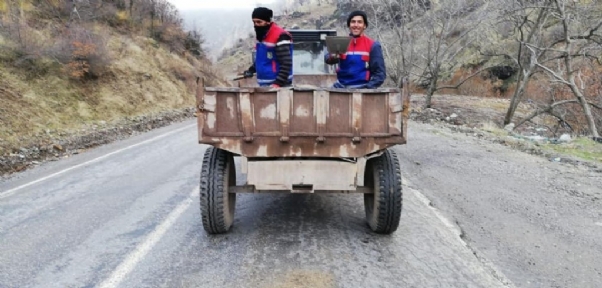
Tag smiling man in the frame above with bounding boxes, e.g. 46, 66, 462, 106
325, 10, 386, 89
243, 7, 293, 88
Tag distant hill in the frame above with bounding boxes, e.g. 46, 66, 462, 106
180, 9, 255, 61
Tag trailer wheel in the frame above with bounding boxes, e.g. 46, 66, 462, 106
200, 147, 236, 234
364, 149, 403, 234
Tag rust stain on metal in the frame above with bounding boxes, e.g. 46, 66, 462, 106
315, 90, 328, 143
290, 91, 316, 134
195, 77, 206, 144
238, 92, 254, 142
200, 136, 396, 158
362, 92, 387, 135
204, 92, 217, 130
388, 91, 403, 135
259, 103, 277, 119
278, 89, 292, 142
295, 105, 310, 117
253, 92, 280, 133
351, 92, 362, 143
401, 77, 411, 141
226, 97, 236, 119
198, 85, 408, 158
326, 92, 351, 134
195, 77, 205, 111
216, 92, 240, 133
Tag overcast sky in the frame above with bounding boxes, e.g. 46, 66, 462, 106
167, 0, 276, 10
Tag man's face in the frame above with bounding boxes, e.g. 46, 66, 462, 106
253, 18, 270, 27
349, 16, 366, 36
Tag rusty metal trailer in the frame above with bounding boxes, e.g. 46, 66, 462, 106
195, 30, 410, 235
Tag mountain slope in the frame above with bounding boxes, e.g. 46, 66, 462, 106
0, 0, 226, 174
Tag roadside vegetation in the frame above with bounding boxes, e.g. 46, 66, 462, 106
0, 0, 225, 159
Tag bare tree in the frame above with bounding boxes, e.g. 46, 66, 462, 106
363, 0, 422, 88
484, 0, 554, 126
0, 0, 50, 63
414, 0, 490, 108
346, 0, 490, 96
519, 0, 602, 137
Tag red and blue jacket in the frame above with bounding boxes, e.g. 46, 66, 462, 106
325, 34, 386, 89
254, 24, 293, 86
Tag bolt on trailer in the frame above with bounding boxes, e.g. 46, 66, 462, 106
195, 29, 410, 234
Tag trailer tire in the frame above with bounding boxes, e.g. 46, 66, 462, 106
364, 148, 403, 234
200, 147, 236, 234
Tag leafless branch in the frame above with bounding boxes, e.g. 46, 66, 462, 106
435, 67, 491, 91
516, 99, 577, 128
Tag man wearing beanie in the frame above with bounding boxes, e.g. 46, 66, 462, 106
242, 7, 293, 88
324, 10, 386, 89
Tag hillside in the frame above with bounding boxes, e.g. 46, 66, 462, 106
0, 0, 226, 175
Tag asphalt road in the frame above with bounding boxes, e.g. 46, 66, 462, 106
0, 119, 600, 288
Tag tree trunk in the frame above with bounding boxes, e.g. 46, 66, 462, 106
150, 1, 154, 38
504, 70, 530, 125
424, 71, 438, 109
554, 0, 600, 138
504, 51, 540, 125
569, 81, 600, 137
423, 64, 440, 109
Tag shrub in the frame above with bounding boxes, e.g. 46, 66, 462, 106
52, 25, 112, 80
0, 17, 57, 78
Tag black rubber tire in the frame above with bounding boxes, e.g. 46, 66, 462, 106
364, 148, 403, 234
200, 147, 236, 234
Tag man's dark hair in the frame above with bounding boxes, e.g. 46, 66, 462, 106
347, 10, 368, 27
252, 7, 273, 22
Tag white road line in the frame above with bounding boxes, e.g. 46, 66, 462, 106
97, 187, 197, 288
0, 124, 196, 199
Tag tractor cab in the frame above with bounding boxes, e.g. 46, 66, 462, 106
289, 29, 337, 75
243, 29, 339, 87
289, 29, 338, 87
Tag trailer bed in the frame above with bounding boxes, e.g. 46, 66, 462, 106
196, 83, 409, 158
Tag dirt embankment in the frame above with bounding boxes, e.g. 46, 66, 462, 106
409, 94, 602, 172
0, 108, 197, 177
0, 1, 227, 177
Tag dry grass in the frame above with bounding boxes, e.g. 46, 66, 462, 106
0, 25, 209, 155
411, 93, 602, 164
480, 121, 508, 136
541, 137, 602, 162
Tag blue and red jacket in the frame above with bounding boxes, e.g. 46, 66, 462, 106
326, 34, 386, 88
254, 24, 293, 86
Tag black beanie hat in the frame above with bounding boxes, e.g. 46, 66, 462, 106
347, 10, 368, 27
252, 7, 273, 22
